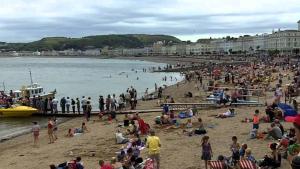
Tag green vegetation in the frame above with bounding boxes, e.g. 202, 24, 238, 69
1, 34, 181, 51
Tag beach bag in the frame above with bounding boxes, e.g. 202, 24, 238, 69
250, 129, 257, 139
155, 116, 161, 124
195, 129, 207, 135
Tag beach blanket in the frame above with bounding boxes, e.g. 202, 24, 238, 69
278, 103, 297, 117
178, 112, 192, 119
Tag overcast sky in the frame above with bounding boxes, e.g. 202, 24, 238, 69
1, 0, 300, 42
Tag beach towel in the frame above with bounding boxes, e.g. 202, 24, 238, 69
285, 116, 296, 122
278, 103, 297, 117
208, 160, 224, 169
238, 160, 257, 169
178, 112, 187, 119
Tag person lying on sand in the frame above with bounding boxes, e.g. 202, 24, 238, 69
68, 122, 89, 136
155, 114, 172, 125
116, 129, 129, 144
216, 109, 235, 118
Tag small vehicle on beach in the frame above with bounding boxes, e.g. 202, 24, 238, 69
0, 105, 38, 117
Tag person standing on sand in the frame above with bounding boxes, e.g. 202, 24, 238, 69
53, 117, 58, 140
66, 97, 71, 113
76, 98, 80, 114
32, 121, 40, 146
47, 118, 55, 144
201, 135, 212, 169
146, 129, 161, 169
71, 98, 76, 114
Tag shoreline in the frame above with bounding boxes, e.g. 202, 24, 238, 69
0, 78, 185, 143
0, 55, 187, 143
0, 117, 71, 142
0, 54, 233, 65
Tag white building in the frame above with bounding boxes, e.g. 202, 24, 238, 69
266, 29, 300, 53
82, 49, 100, 56
153, 41, 163, 55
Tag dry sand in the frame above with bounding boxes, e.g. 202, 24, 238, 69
0, 59, 294, 169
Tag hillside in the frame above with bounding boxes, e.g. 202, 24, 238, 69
1, 34, 181, 51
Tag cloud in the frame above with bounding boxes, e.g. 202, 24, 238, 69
0, 0, 299, 42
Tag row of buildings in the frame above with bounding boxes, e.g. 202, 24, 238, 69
120, 20, 300, 56
1, 20, 300, 57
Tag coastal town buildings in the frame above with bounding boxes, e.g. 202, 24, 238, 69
1, 20, 299, 57
103, 20, 300, 56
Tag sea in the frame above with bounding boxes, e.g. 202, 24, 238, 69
0, 57, 183, 141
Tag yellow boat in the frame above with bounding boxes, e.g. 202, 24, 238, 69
0, 106, 38, 117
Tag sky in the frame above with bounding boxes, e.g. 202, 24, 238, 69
0, 0, 300, 42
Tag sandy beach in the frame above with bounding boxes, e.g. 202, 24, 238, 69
0, 63, 295, 169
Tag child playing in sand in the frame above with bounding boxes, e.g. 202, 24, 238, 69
230, 136, 240, 166
245, 148, 256, 163
253, 110, 260, 130
201, 136, 213, 169
239, 143, 248, 159
195, 118, 206, 135
32, 121, 40, 146
186, 118, 193, 128
183, 119, 193, 136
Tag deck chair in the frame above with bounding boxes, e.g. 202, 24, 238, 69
238, 160, 257, 169
208, 160, 225, 169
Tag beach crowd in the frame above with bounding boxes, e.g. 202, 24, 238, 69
33, 56, 300, 169
2, 55, 300, 169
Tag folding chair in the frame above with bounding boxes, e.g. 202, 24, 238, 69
238, 159, 257, 169
208, 160, 225, 169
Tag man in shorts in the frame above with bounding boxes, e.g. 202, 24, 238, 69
146, 129, 161, 169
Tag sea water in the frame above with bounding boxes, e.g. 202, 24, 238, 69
0, 57, 183, 140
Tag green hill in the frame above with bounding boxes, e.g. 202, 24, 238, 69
2, 34, 181, 51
